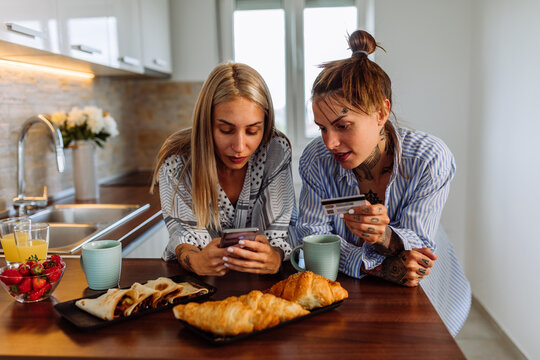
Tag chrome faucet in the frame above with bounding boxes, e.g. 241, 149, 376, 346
13, 114, 65, 215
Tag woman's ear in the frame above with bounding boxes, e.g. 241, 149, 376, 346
377, 99, 391, 125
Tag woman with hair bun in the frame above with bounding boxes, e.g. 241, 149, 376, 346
153, 62, 296, 276
295, 30, 470, 336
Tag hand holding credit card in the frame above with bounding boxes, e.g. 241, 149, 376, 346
322, 195, 367, 215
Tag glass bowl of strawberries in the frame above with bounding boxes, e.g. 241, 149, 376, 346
0, 254, 66, 303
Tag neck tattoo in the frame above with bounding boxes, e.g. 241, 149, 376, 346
382, 128, 394, 174
354, 144, 380, 181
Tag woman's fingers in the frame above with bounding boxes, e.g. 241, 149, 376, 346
402, 249, 435, 268
414, 247, 438, 261
396, 249, 438, 287
342, 204, 390, 245
221, 238, 281, 274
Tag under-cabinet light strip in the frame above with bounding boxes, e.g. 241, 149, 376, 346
0, 59, 95, 79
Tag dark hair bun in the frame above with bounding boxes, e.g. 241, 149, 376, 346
348, 30, 377, 56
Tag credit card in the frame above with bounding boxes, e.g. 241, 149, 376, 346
321, 194, 367, 215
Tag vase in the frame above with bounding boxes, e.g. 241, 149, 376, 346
72, 140, 99, 200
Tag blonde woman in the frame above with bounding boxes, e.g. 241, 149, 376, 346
153, 62, 296, 276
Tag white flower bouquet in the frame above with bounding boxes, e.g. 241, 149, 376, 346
51, 106, 119, 148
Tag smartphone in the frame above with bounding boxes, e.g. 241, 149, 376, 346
219, 227, 259, 248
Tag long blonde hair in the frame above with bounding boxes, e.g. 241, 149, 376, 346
152, 62, 277, 230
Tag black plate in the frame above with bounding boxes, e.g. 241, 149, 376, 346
178, 300, 344, 345
54, 275, 216, 331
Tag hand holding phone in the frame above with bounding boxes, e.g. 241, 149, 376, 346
219, 227, 259, 248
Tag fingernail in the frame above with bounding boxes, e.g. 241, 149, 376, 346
222, 256, 229, 261
348, 209, 355, 214
339, 214, 344, 219
227, 247, 234, 253
238, 240, 245, 245
224, 263, 229, 267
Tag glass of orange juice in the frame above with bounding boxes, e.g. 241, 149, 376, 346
0, 217, 31, 265
14, 223, 49, 262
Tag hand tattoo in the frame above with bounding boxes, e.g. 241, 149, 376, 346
183, 255, 194, 272
177, 247, 198, 272
364, 256, 407, 284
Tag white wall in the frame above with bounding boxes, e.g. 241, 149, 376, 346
467, 1, 540, 358
373, 0, 473, 267
170, 0, 220, 81
374, 0, 539, 358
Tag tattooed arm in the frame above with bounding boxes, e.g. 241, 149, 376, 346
371, 226, 404, 256
174, 239, 229, 276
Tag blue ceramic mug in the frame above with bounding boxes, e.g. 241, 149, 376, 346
80, 240, 122, 290
290, 234, 341, 281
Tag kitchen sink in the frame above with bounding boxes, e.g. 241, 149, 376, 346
48, 223, 99, 252
29, 204, 147, 225
30, 203, 150, 254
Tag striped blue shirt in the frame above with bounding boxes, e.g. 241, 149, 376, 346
295, 125, 471, 336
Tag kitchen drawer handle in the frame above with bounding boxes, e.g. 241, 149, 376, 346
119, 56, 141, 66
5, 22, 46, 39
71, 44, 102, 55
153, 58, 168, 67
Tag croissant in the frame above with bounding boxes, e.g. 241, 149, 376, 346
265, 271, 348, 310
237, 290, 309, 322
173, 296, 278, 336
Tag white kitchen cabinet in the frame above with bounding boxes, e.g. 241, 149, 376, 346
1, 0, 171, 77
0, 0, 60, 55
108, 0, 143, 74
139, 0, 172, 75
123, 220, 170, 259
57, 0, 111, 66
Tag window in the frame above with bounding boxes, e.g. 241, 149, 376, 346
233, 6, 286, 132
221, 0, 371, 149
303, 5, 358, 137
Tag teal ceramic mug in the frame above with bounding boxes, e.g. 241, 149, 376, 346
290, 234, 341, 281
80, 240, 122, 290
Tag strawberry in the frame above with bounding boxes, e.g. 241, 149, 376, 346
32, 276, 47, 290
1, 268, 23, 285
44, 266, 62, 283
30, 263, 44, 275
42, 282, 52, 293
17, 264, 31, 276
51, 254, 64, 265
24, 260, 37, 269
11, 277, 32, 294
27, 287, 47, 301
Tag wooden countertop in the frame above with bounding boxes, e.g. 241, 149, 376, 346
0, 258, 465, 359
